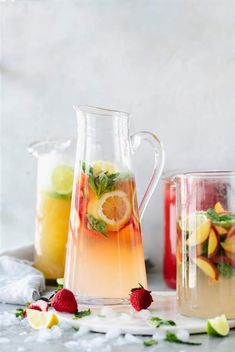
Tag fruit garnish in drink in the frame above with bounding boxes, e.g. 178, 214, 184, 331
129, 284, 153, 311
90, 160, 118, 176
27, 310, 59, 330
206, 314, 229, 336
51, 165, 74, 196
51, 288, 78, 313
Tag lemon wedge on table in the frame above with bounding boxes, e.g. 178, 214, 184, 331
27, 310, 59, 330
206, 315, 229, 337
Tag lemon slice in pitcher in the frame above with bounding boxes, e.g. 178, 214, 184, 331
51, 165, 74, 195
27, 310, 59, 330
97, 190, 131, 231
91, 160, 118, 176
206, 315, 229, 337
179, 211, 208, 232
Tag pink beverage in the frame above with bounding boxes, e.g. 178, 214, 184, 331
64, 106, 164, 304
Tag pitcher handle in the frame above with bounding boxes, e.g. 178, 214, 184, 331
130, 131, 165, 220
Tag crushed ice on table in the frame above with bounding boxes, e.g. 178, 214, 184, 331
0, 311, 20, 327
0, 337, 10, 344
124, 333, 142, 344
73, 326, 90, 338
152, 329, 166, 341
120, 312, 132, 321
135, 309, 152, 320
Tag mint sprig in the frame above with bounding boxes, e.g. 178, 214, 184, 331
15, 308, 25, 318
82, 162, 119, 198
150, 316, 176, 328
87, 214, 107, 237
144, 339, 158, 347
73, 309, 91, 320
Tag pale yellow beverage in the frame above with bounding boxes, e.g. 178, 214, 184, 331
34, 192, 71, 279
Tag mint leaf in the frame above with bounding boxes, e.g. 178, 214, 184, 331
144, 339, 158, 347
73, 309, 91, 319
87, 214, 107, 236
150, 316, 176, 328
15, 308, 25, 318
165, 332, 202, 345
217, 262, 235, 278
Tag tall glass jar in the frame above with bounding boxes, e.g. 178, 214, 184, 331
176, 171, 235, 318
29, 140, 75, 281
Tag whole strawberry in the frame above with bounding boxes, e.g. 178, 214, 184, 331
51, 288, 78, 314
130, 284, 153, 311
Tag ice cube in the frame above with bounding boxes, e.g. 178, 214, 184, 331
64, 340, 79, 349
152, 330, 166, 341
50, 325, 62, 339
120, 313, 132, 321
73, 326, 90, 338
176, 329, 190, 341
136, 309, 152, 320
99, 306, 117, 318
124, 333, 142, 344
105, 328, 122, 340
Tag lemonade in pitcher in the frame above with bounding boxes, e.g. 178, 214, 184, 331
64, 106, 164, 303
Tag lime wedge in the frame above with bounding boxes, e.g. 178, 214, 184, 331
179, 211, 208, 232
206, 315, 229, 337
51, 165, 74, 195
91, 160, 118, 176
27, 310, 59, 330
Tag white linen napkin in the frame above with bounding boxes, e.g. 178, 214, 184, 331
0, 246, 45, 305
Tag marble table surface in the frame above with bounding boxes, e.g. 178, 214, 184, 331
0, 273, 234, 352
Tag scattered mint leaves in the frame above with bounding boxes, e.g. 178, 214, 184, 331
150, 316, 176, 328
165, 332, 202, 345
87, 214, 107, 236
217, 263, 235, 278
73, 309, 91, 320
144, 339, 158, 347
97, 314, 106, 318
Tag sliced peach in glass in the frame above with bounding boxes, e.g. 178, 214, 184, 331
208, 228, 219, 257
213, 225, 228, 236
221, 235, 235, 254
227, 225, 235, 238
214, 202, 225, 214
192, 256, 219, 280
186, 219, 211, 246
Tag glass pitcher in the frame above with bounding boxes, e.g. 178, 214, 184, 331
175, 171, 235, 318
28, 140, 75, 281
64, 106, 164, 303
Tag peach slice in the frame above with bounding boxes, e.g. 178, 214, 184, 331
186, 219, 211, 246
192, 256, 219, 280
214, 202, 225, 214
225, 251, 235, 265
227, 225, 235, 238
213, 225, 227, 236
221, 235, 235, 254
208, 228, 219, 257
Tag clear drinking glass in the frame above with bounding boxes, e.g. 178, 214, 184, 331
176, 171, 235, 318
29, 140, 75, 281
64, 106, 164, 304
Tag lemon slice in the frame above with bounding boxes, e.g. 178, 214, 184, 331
97, 190, 131, 231
51, 165, 74, 195
179, 211, 208, 232
206, 315, 229, 337
91, 160, 118, 176
27, 310, 59, 330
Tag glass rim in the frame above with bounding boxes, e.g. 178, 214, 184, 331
162, 169, 235, 181
28, 139, 72, 157
74, 105, 129, 118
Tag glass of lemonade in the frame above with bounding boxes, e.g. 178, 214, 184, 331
29, 140, 75, 281
176, 171, 235, 318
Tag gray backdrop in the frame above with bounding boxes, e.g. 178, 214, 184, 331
1, 0, 235, 269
